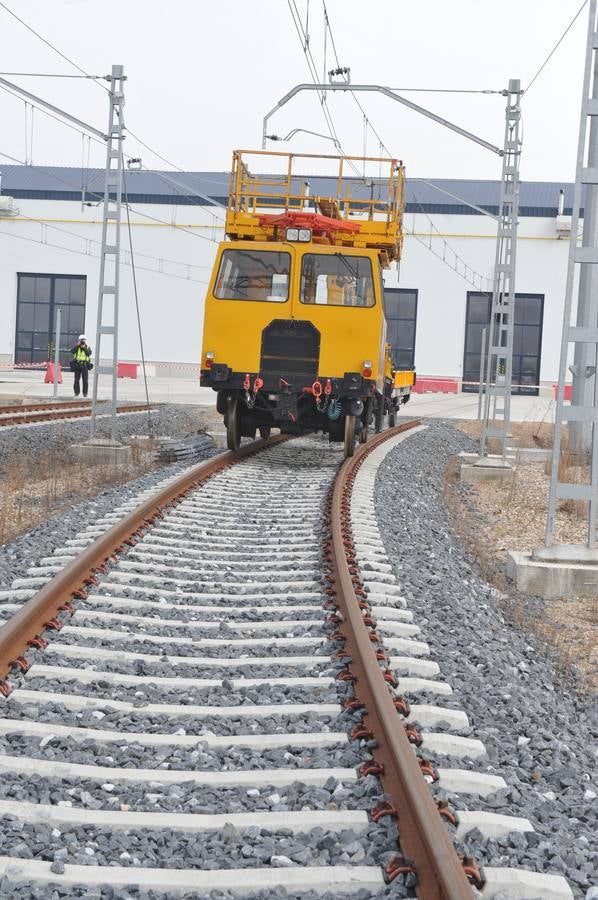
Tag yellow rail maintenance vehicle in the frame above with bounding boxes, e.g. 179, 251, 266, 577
200, 150, 415, 457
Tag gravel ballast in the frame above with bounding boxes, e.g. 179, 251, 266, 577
3, 700, 348, 738
0, 403, 206, 459
0, 734, 362, 773
0, 405, 218, 591
0, 435, 422, 898
374, 419, 597, 899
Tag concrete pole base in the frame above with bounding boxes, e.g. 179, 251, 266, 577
71, 439, 132, 464
458, 452, 515, 483
507, 544, 598, 599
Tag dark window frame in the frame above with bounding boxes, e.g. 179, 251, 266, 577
15, 273, 87, 367
383, 287, 418, 370
299, 253, 376, 308
462, 291, 544, 396
214, 249, 291, 303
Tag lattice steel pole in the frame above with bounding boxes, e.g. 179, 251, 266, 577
90, 65, 125, 439
546, 0, 598, 547
479, 79, 523, 460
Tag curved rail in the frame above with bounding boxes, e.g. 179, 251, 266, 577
0, 435, 288, 684
328, 422, 473, 900
0, 423, 471, 896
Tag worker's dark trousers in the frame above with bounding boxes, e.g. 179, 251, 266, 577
73, 367, 89, 397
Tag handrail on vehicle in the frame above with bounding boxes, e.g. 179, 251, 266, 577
225, 149, 405, 259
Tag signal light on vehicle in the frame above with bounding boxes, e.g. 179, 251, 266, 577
205, 351, 215, 368
285, 227, 312, 242
363, 360, 373, 378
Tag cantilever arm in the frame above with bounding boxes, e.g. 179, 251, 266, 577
0, 75, 107, 141
262, 83, 503, 157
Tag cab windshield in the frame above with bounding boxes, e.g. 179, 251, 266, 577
300, 253, 375, 307
214, 249, 290, 302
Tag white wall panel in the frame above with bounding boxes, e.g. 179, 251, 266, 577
0, 197, 572, 384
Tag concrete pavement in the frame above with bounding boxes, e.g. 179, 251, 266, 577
0, 369, 556, 423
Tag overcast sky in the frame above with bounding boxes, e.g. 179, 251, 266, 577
0, 0, 589, 185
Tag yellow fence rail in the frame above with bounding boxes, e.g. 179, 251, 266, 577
225, 149, 405, 262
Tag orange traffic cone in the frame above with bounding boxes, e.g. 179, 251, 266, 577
44, 362, 63, 384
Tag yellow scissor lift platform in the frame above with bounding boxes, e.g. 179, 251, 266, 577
225, 149, 405, 266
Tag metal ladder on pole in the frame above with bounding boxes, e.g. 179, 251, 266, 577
479, 79, 523, 459
90, 64, 125, 439
546, 0, 598, 546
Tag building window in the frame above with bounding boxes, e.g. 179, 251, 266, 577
383, 288, 417, 368
15, 274, 86, 366
462, 292, 544, 396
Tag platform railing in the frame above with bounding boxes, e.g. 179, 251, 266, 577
228, 149, 403, 224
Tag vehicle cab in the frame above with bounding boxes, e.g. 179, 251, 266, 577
201, 150, 415, 456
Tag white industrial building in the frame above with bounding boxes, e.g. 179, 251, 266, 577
0, 165, 575, 396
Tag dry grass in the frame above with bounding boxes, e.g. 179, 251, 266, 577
459, 418, 561, 450
444, 428, 598, 693
0, 439, 161, 545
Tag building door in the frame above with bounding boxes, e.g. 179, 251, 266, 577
15, 274, 87, 367
383, 288, 418, 369
462, 292, 544, 396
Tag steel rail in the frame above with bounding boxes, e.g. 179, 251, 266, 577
328, 421, 473, 899
0, 401, 100, 415
0, 402, 154, 426
0, 435, 288, 685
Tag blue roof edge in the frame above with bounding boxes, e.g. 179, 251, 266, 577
0, 164, 576, 216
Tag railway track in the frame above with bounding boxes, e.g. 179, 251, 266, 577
0, 426, 574, 898
0, 400, 153, 427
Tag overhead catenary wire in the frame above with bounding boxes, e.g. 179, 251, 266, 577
0, 147, 225, 247
0, 72, 106, 79
407, 189, 492, 292
288, 0, 335, 135
286, 0, 362, 177
524, 0, 589, 96
0, 78, 228, 217
321, 0, 392, 159
0, 152, 215, 278
0, 1, 109, 91
321, 0, 492, 292
406, 228, 489, 292
0, 0, 226, 214
25, 214, 213, 275
0, 79, 107, 147
0, 0, 489, 293
134, 163, 226, 217
0, 225, 211, 285
124, 131, 227, 216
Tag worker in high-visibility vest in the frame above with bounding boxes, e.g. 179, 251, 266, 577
70, 334, 93, 397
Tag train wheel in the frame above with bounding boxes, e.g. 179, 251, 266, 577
226, 396, 241, 451
344, 415, 356, 458
259, 426, 271, 440
388, 404, 396, 428
359, 421, 368, 444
